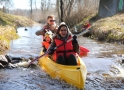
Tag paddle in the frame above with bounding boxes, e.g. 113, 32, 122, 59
79, 46, 89, 52
29, 38, 73, 65
79, 46, 89, 57
75, 27, 90, 56
76, 26, 91, 37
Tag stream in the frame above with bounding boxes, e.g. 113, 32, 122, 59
0, 25, 124, 90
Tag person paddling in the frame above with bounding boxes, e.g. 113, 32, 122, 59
82, 20, 90, 31
42, 31, 53, 53
47, 22, 79, 65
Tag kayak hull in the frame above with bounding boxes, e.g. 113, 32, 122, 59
38, 53, 87, 89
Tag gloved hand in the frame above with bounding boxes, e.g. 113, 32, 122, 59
73, 35, 77, 40
73, 35, 77, 43
48, 47, 55, 55
49, 48, 55, 52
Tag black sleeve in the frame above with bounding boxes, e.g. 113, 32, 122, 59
72, 40, 79, 53
42, 46, 47, 53
35, 28, 46, 36
47, 41, 56, 55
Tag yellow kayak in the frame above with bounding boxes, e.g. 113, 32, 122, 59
38, 52, 87, 89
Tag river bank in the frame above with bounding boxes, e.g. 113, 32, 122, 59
73, 13, 124, 45
0, 11, 38, 54
90, 13, 124, 44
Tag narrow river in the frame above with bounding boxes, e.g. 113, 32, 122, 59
0, 25, 124, 90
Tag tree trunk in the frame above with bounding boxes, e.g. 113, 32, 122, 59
60, 0, 63, 22
30, 0, 33, 19
56, 0, 60, 23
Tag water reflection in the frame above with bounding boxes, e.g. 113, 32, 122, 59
8, 26, 42, 57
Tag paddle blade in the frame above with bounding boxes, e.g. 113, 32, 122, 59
79, 46, 89, 57
79, 46, 89, 52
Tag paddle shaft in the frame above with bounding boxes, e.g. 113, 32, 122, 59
75, 27, 90, 55
76, 26, 91, 37
29, 38, 73, 65
29, 50, 51, 65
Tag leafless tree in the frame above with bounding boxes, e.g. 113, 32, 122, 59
0, 0, 13, 13
40, 0, 51, 13
60, 0, 63, 22
56, 0, 99, 28
7, 0, 100, 27
29, 0, 33, 19
34, 0, 37, 11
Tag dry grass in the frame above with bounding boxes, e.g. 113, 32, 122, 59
0, 11, 38, 54
0, 11, 38, 28
90, 13, 124, 44
0, 26, 19, 54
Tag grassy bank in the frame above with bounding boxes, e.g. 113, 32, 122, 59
90, 13, 124, 44
0, 11, 38, 54
74, 13, 124, 44
0, 26, 19, 54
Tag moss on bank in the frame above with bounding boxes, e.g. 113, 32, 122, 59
0, 11, 38, 54
90, 13, 124, 44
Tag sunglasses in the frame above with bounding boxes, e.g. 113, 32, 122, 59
49, 20, 55, 22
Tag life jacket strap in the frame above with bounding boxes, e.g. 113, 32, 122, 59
56, 50, 74, 53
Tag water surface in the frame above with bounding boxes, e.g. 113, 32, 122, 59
0, 26, 124, 90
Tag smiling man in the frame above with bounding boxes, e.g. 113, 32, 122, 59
35, 15, 58, 36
